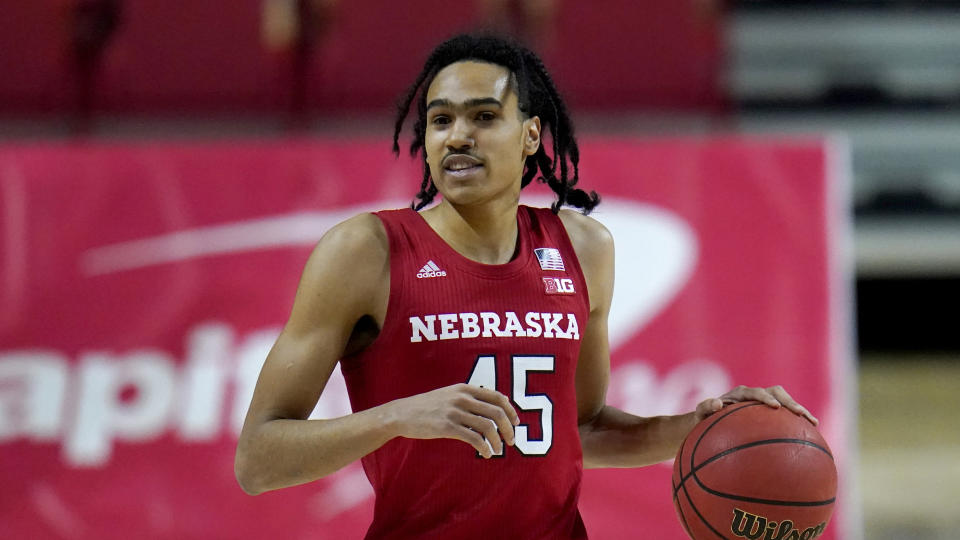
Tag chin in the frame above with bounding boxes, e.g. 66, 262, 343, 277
438, 190, 485, 207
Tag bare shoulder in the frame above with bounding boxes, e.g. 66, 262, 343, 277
292, 212, 389, 326
557, 209, 614, 260
306, 212, 388, 273
557, 209, 614, 313
318, 212, 387, 251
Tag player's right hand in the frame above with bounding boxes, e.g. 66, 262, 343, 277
387, 383, 520, 458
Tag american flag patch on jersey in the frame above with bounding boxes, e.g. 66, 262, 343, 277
535, 248, 565, 271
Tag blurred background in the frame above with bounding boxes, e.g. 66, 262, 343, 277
1, 1, 958, 539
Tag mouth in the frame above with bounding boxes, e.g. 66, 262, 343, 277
442, 155, 484, 177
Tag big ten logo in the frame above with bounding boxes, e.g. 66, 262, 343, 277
606, 359, 732, 421
0, 323, 353, 467
543, 277, 575, 295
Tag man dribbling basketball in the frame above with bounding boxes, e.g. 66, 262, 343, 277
234, 33, 817, 539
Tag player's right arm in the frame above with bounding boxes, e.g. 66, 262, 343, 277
234, 213, 518, 496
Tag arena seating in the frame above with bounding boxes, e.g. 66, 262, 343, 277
0, 0, 724, 115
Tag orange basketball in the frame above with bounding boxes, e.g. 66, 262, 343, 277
672, 401, 838, 540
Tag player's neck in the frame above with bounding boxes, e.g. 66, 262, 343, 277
423, 199, 520, 265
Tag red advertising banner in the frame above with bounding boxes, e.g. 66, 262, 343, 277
0, 137, 857, 539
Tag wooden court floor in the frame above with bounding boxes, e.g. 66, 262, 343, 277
858, 354, 960, 540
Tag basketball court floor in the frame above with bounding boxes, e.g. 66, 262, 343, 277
858, 354, 960, 540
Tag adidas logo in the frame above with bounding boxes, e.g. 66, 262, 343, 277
416, 260, 447, 279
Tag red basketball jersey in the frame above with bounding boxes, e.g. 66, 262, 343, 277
341, 205, 591, 539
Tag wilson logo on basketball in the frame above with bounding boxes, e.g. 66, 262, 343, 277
730, 508, 826, 540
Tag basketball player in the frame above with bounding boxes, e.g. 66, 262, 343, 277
235, 34, 817, 539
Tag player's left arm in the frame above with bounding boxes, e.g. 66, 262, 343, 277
560, 210, 817, 469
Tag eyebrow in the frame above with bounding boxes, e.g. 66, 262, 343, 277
426, 97, 503, 111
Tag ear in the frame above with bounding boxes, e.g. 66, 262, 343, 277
523, 116, 541, 156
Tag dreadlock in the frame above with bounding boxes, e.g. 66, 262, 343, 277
392, 33, 600, 214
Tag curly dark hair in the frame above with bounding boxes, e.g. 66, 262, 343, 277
392, 33, 600, 214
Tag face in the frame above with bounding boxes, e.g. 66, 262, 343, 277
423, 61, 541, 207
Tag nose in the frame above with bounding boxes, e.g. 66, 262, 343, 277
445, 118, 474, 151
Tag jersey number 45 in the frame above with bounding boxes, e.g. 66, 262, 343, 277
466, 355, 554, 457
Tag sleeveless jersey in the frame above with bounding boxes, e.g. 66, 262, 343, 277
340, 205, 591, 540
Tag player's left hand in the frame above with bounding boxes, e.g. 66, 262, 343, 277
694, 385, 819, 426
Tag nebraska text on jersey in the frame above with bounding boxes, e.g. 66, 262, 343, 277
409, 311, 581, 343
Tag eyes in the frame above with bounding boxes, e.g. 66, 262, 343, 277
430, 111, 498, 127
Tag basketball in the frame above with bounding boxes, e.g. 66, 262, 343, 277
672, 401, 838, 540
